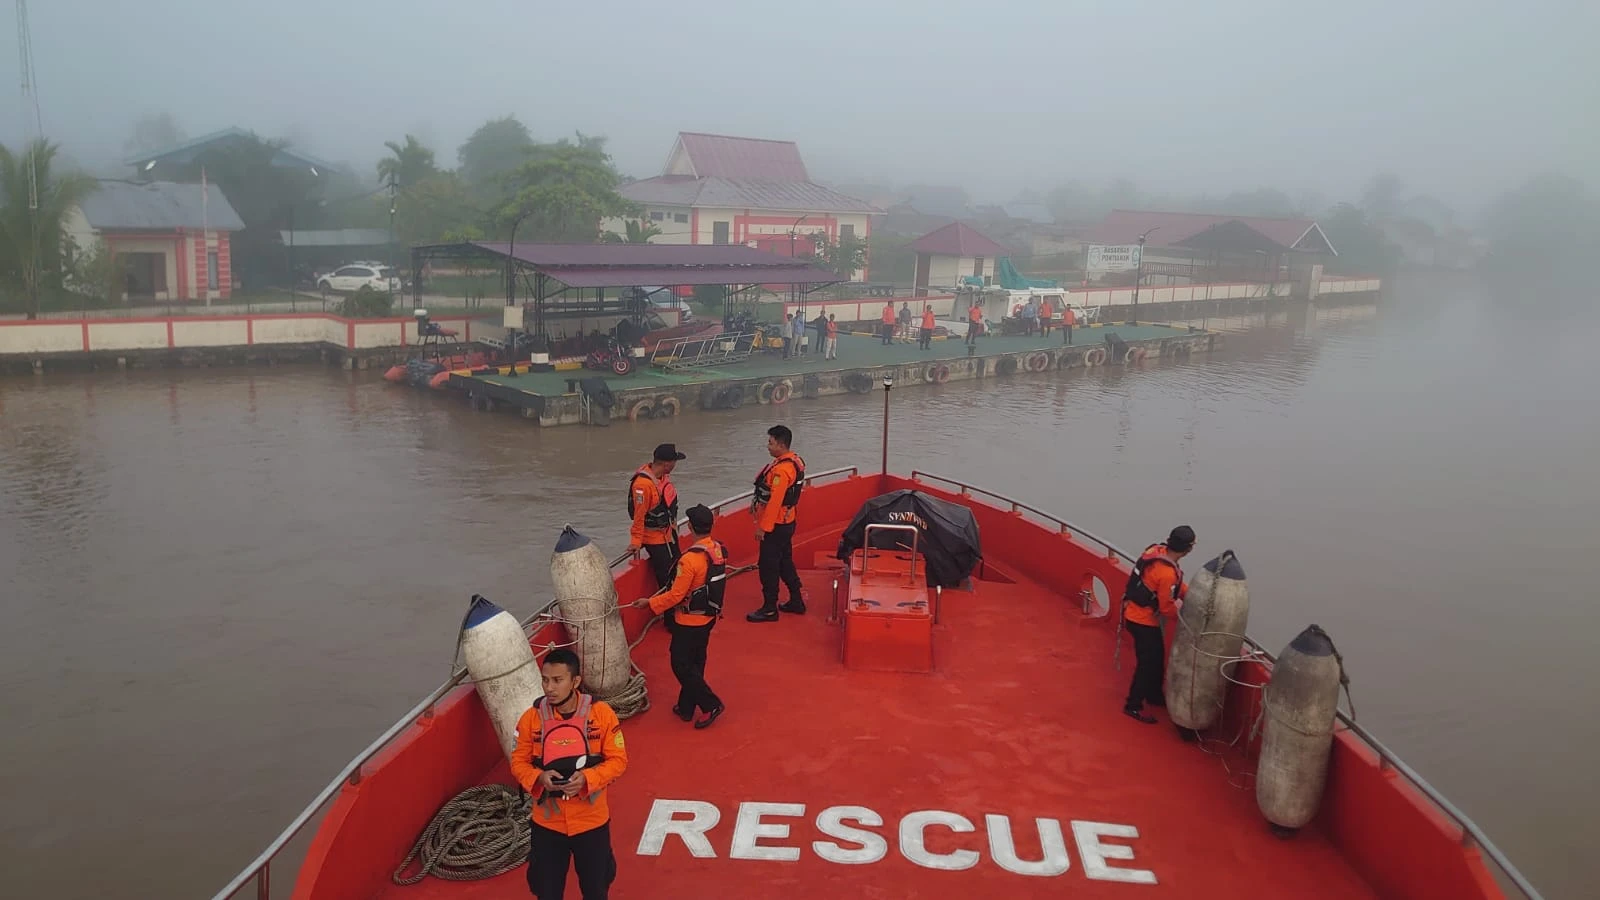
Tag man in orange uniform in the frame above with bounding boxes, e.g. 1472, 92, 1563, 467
965, 300, 983, 347
746, 424, 806, 622
631, 504, 726, 728
919, 304, 936, 350
1122, 525, 1195, 724
510, 648, 629, 899
1062, 304, 1076, 345
880, 301, 896, 345
627, 443, 686, 590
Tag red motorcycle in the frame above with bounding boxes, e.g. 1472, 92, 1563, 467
584, 337, 635, 377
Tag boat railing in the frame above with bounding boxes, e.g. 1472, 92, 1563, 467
907, 469, 1545, 900
210, 464, 863, 900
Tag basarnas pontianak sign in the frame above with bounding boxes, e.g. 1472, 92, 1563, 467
1086, 244, 1143, 273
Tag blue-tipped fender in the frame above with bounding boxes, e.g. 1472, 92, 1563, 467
459, 593, 540, 760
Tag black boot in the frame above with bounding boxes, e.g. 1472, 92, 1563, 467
746, 608, 779, 623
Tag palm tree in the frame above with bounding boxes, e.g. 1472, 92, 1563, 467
602, 218, 661, 244
377, 135, 438, 190
0, 138, 98, 319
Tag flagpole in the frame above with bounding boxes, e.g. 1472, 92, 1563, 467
201, 166, 211, 307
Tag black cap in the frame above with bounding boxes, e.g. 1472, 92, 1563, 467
653, 443, 687, 462
685, 504, 715, 530
1167, 525, 1196, 553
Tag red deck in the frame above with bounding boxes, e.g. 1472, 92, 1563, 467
290, 473, 1505, 900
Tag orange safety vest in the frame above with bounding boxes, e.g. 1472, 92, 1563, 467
826, 319, 838, 337
881, 306, 895, 325
1123, 543, 1183, 626
968, 305, 982, 323
921, 309, 935, 329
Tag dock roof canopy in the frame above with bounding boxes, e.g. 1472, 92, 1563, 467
413, 241, 844, 288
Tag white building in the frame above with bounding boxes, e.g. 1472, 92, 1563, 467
607, 132, 880, 280
909, 222, 1009, 295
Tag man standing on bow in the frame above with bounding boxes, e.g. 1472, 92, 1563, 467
627, 444, 686, 590
631, 504, 727, 729
747, 425, 806, 622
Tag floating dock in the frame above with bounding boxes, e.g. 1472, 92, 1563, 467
447, 322, 1216, 426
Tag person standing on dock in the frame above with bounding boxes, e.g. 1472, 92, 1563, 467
510, 648, 628, 900
791, 310, 807, 356
1063, 305, 1076, 345
824, 314, 839, 360
631, 504, 727, 729
747, 425, 807, 622
1121, 526, 1195, 724
627, 444, 687, 590
1039, 296, 1055, 336
919, 305, 935, 350
880, 301, 896, 346
966, 299, 983, 347
897, 302, 913, 343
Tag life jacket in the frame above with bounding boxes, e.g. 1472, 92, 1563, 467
680, 539, 729, 617
882, 306, 895, 324
627, 467, 678, 530
1123, 544, 1182, 612
921, 310, 935, 329
753, 453, 805, 510
968, 306, 982, 323
533, 693, 602, 799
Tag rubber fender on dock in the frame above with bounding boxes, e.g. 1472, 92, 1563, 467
841, 372, 873, 394
654, 395, 680, 418
459, 594, 541, 760
550, 526, 634, 700
628, 398, 654, 421
1256, 624, 1344, 835
1027, 352, 1051, 372
1166, 551, 1250, 733
757, 381, 776, 404
770, 379, 793, 404
801, 374, 821, 399
995, 356, 1019, 376
723, 386, 746, 408
925, 363, 951, 384
1084, 347, 1107, 366
578, 377, 615, 410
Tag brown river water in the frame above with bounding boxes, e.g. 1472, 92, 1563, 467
1, 272, 1593, 899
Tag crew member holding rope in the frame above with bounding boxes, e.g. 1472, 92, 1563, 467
1122, 526, 1195, 725
746, 425, 807, 622
510, 648, 629, 900
627, 443, 687, 590
631, 504, 727, 729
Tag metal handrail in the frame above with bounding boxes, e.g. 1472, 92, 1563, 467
211, 465, 861, 900
905, 469, 1544, 900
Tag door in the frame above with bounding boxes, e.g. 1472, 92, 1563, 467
712, 221, 730, 244
914, 252, 931, 296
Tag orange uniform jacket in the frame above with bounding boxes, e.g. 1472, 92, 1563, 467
921, 309, 935, 329
968, 305, 982, 323
648, 536, 721, 627
1064, 308, 1077, 326
1123, 544, 1188, 627
754, 452, 803, 532
509, 698, 628, 836
629, 468, 675, 547
826, 319, 838, 337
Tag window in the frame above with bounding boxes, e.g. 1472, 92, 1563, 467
841, 224, 855, 240
712, 221, 730, 244
973, 257, 985, 276
649, 211, 665, 221
673, 213, 688, 223
207, 251, 219, 290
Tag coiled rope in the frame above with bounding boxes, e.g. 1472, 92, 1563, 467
391, 784, 531, 884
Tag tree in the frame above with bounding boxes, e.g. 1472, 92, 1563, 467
1319, 203, 1401, 275
1360, 173, 1403, 221
810, 232, 870, 280
392, 172, 485, 244
1480, 173, 1600, 296
495, 136, 634, 242
377, 135, 438, 190
458, 116, 534, 193
602, 219, 661, 243
0, 139, 98, 318
124, 112, 185, 158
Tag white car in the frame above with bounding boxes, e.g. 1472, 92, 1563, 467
318, 264, 402, 296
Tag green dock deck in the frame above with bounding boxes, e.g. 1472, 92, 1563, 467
448, 322, 1212, 426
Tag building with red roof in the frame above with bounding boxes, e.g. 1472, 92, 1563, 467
1089, 209, 1337, 286
908, 223, 1009, 294
607, 133, 881, 279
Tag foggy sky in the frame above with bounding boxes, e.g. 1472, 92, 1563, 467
6, 0, 1596, 212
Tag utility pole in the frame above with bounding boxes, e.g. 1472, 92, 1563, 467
1128, 227, 1158, 326
387, 176, 398, 295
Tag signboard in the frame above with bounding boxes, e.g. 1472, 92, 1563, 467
1086, 244, 1142, 273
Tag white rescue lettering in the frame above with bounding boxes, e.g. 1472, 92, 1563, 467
635, 800, 1154, 883
730, 802, 805, 861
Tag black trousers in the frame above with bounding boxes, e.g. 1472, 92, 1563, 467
758, 520, 804, 608
643, 540, 680, 591
668, 618, 721, 714
1124, 621, 1165, 710
527, 821, 616, 900
1063, 323, 1073, 345
919, 327, 933, 350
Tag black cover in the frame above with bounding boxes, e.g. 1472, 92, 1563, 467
834, 489, 982, 588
